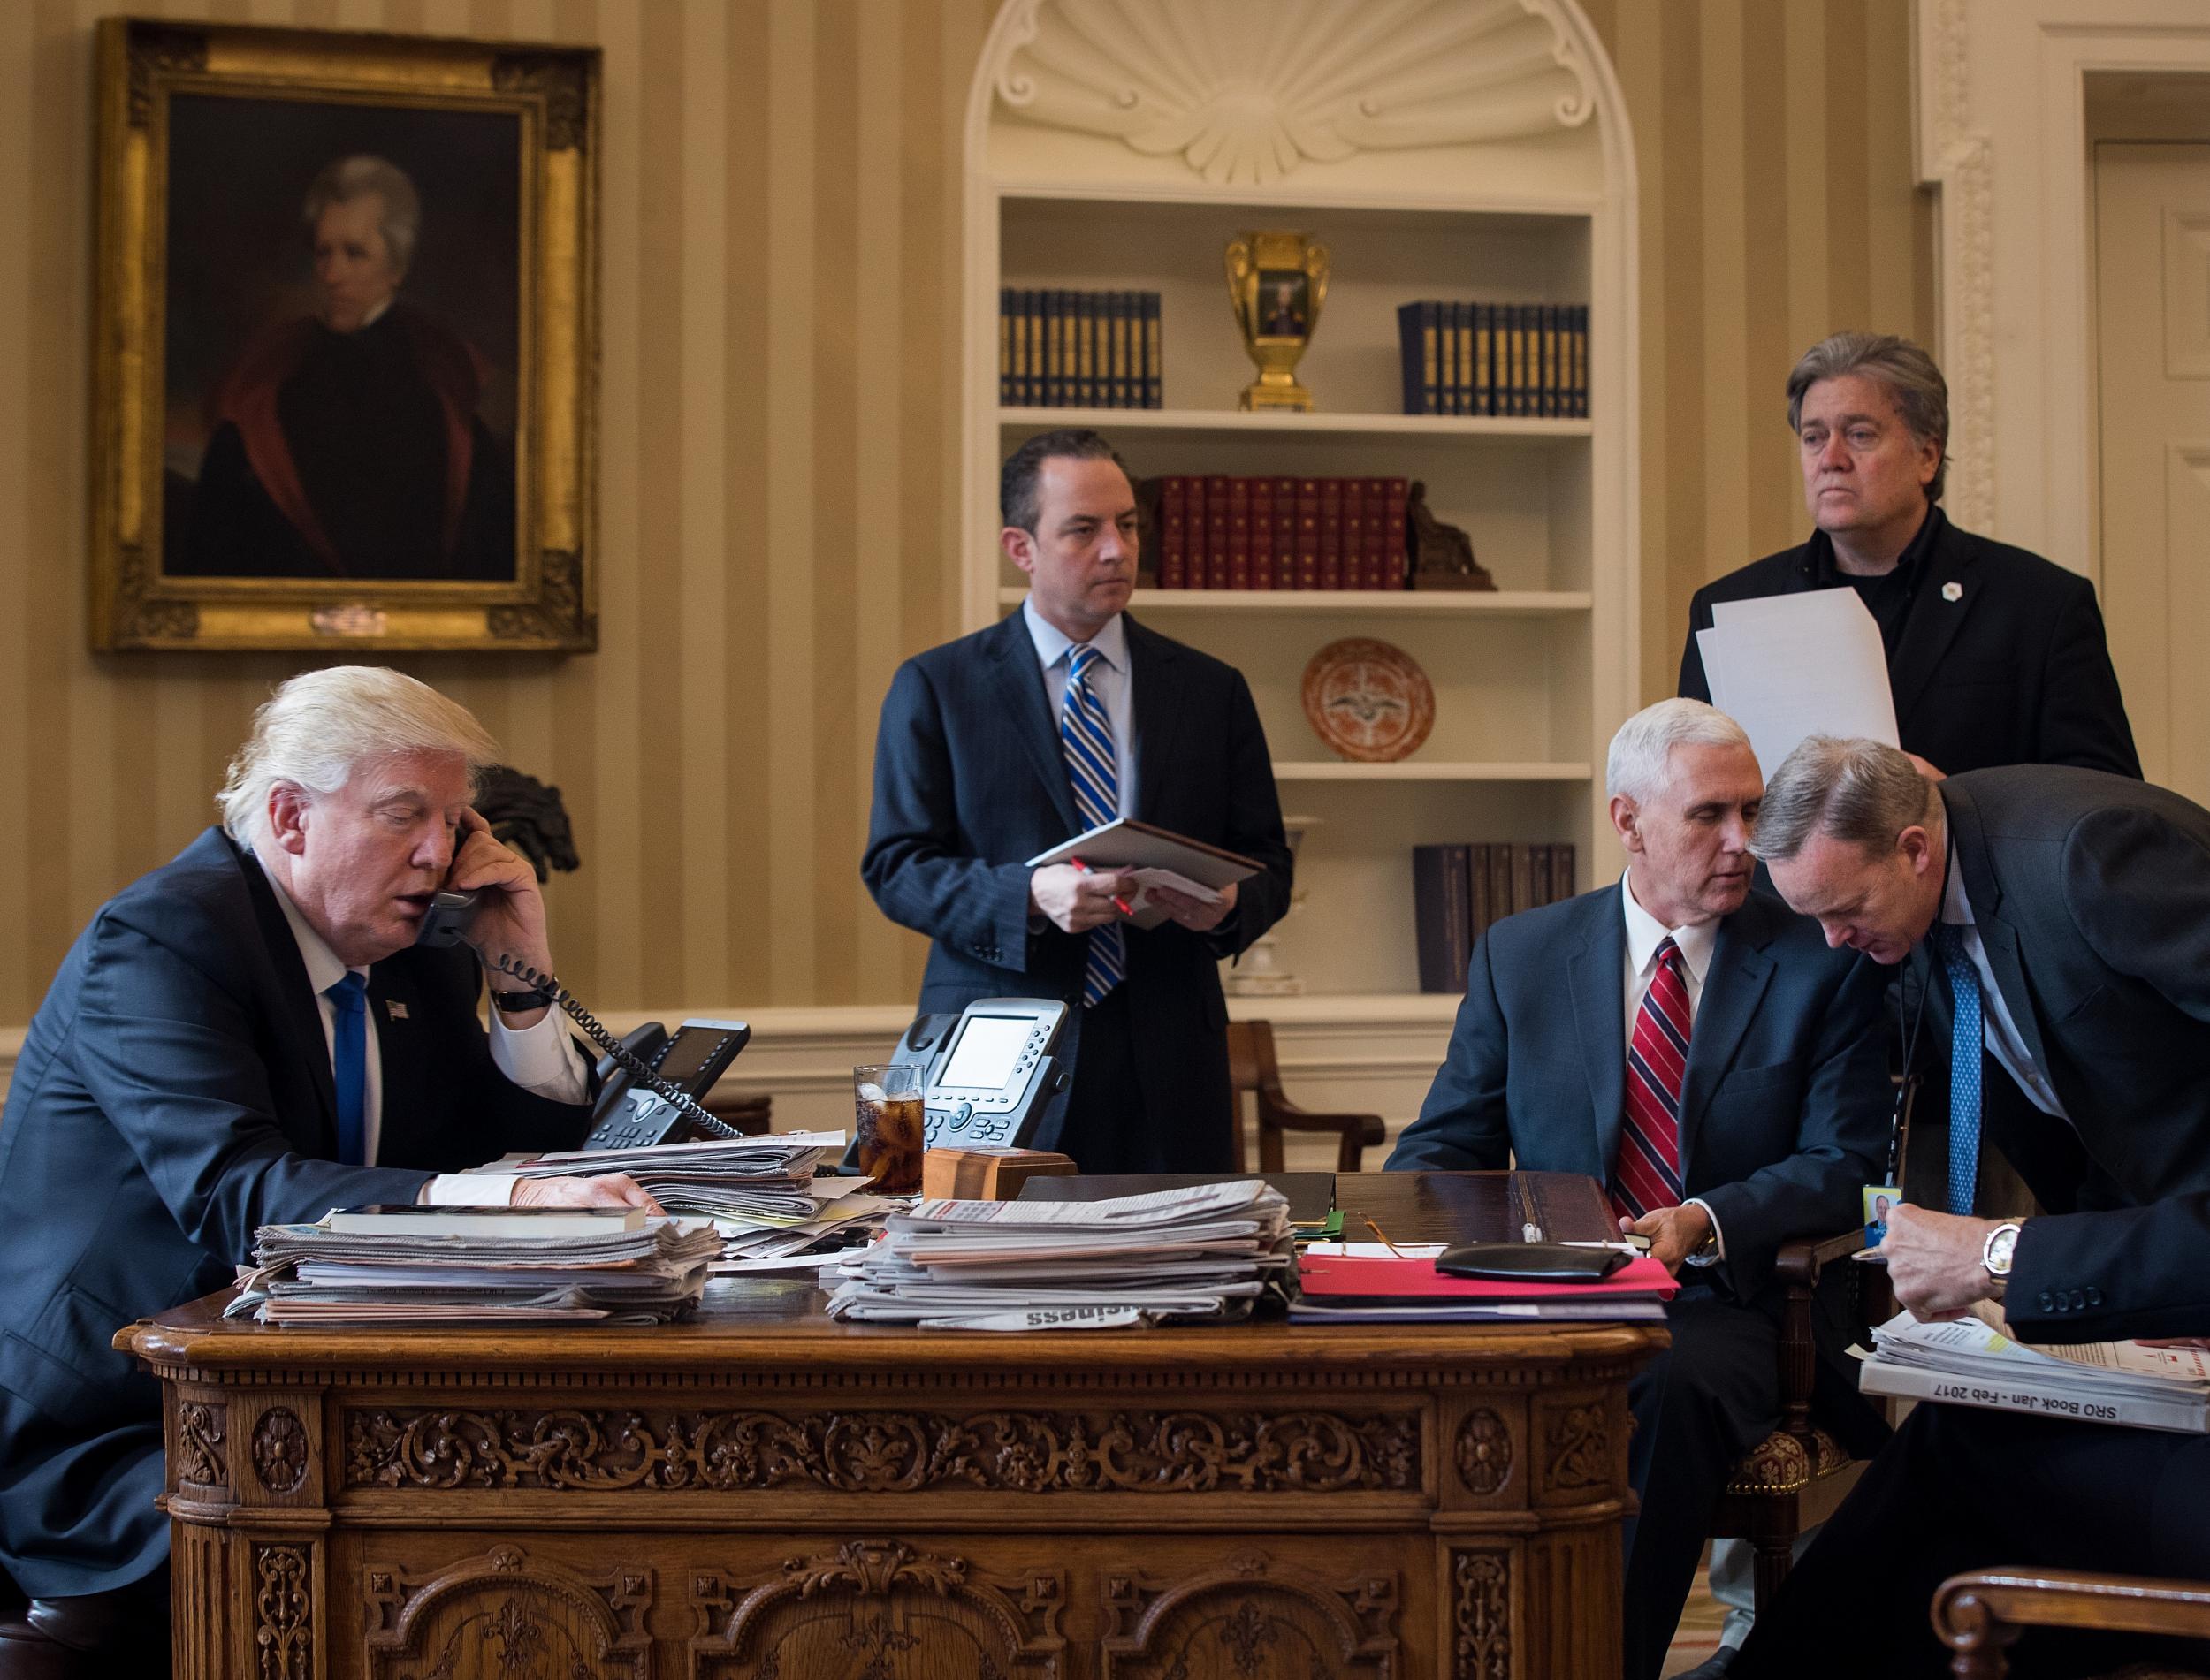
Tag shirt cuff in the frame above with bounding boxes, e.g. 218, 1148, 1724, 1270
489, 1008, 590, 1104
1683, 1197, 1726, 1266
423, 1173, 522, 1206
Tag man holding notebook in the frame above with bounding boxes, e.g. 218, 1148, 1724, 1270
863, 428, 1292, 1173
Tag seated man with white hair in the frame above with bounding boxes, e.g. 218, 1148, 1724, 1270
0, 666, 652, 1676
1388, 699, 1893, 1680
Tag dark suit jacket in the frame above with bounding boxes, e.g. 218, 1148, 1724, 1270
1917, 768, 2210, 1341
1679, 509, 2139, 779
861, 609, 1292, 1153
0, 829, 591, 1595
1388, 885, 1891, 1299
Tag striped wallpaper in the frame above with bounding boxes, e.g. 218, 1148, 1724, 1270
0, 0, 1931, 1024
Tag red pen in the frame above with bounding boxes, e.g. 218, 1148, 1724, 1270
1070, 856, 1135, 917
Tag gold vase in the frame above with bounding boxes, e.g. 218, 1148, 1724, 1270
1224, 231, 1330, 412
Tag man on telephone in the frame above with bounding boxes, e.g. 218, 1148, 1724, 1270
0, 666, 651, 1676
863, 428, 1294, 1173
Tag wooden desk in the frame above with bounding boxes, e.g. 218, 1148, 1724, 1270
118, 1174, 1663, 1679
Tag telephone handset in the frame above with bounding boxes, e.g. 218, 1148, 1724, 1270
415, 890, 480, 949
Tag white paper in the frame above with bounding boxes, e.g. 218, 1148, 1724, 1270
1696, 589, 1900, 778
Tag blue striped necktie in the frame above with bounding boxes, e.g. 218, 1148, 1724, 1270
1060, 642, 1124, 1006
326, 971, 369, 1166
1931, 923, 1982, 1215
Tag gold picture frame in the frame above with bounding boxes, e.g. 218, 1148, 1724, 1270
89, 18, 598, 652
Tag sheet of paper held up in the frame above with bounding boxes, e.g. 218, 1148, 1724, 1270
1696, 588, 1900, 778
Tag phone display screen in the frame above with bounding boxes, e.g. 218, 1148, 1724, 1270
937, 1015, 1032, 1091
654, 1030, 734, 1091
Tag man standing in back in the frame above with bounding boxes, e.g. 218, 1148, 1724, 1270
864, 428, 1293, 1173
1389, 700, 1891, 1680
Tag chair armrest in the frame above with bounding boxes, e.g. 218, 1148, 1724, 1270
1933, 1569, 2210, 1676
1254, 1094, 1387, 1172
1772, 1227, 1867, 1289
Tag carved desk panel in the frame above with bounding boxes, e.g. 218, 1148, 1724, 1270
123, 1275, 1662, 1678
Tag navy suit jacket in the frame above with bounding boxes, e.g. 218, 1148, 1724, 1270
1679, 511, 2139, 780
1389, 885, 1890, 1299
0, 829, 591, 1595
861, 609, 1292, 1152
1914, 768, 2210, 1342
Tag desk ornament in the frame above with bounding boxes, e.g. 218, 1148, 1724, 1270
1224, 230, 1329, 411
1301, 638, 1435, 764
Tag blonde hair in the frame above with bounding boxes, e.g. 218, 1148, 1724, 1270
218, 666, 499, 850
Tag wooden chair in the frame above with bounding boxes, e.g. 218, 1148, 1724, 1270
1706, 1075, 1916, 1608
1223, 1020, 1386, 1172
1932, 1569, 2210, 1678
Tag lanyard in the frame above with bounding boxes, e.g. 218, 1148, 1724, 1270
1887, 961, 1931, 1186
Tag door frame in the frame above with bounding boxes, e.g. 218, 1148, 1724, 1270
1913, 0, 2210, 576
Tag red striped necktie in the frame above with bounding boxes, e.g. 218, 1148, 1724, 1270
1613, 935, 1689, 1226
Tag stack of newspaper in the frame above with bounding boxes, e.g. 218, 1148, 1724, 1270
819, 1179, 1294, 1330
469, 1132, 847, 1225
1858, 1308, 2210, 1433
225, 1206, 721, 1327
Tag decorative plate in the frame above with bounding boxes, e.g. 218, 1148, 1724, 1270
1300, 637, 1435, 762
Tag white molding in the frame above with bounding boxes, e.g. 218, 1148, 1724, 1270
0, 1004, 1455, 1173
1914, 0, 2210, 570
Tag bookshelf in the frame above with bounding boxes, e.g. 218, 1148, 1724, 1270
964, 0, 1639, 1007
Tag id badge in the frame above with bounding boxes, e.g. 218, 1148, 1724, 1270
1862, 1184, 1902, 1252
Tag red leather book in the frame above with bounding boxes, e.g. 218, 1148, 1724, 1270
1204, 475, 1232, 589
1317, 477, 1345, 589
1247, 477, 1276, 590
1296, 1253, 1679, 1303
1341, 478, 1366, 590
1157, 475, 1187, 589
1294, 479, 1322, 589
1361, 477, 1391, 589
1383, 478, 1409, 589
1274, 476, 1299, 588
1227, 476, 1253, 589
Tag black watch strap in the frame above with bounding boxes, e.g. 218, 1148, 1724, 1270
489, 985, 554, 1014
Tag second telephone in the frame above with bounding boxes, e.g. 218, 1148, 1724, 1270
584, 1018, 752, 1150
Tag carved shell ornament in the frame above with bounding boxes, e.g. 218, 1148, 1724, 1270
993, 0, 1595, 186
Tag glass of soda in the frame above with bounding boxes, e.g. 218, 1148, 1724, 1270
852, 1063, 926, 1193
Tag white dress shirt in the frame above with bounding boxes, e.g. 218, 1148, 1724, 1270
1939, 845, 2071, 1121
255, 852, 588, 1204
1024, 596, 1137, 817
1619, 870, 1726, 1261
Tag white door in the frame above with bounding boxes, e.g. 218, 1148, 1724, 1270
2095, 139, 2210, 803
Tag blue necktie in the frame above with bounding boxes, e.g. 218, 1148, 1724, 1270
1060, 643, 1125, 1007
326, 972, 368, 1167
1931, 924, 1981, 1215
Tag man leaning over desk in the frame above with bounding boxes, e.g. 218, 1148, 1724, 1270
863, 427, 1292, 1174
0, 667, 656, 1677
1728, 736, 2210, 1674
1387, 699, 1890, 1680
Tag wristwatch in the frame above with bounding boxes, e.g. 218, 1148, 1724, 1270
488, 985, 554, 1015
1981, 1220, 2023, 1282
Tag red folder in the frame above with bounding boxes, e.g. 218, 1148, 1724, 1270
1294, 1253, 1679, 1303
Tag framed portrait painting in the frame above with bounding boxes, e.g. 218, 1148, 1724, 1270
90, 19, 598, 652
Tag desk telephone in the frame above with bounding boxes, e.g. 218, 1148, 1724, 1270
890, 998, 1070, 1150
416, 889, 751, 1150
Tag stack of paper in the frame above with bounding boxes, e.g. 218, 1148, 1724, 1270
1857, 1309, 2210, 1433
226, 1208, 722, 1327
1289, 1243, 1676, 1323
713, 1191, 898, 1274
1695, 588, 1900, 777
820, 1179, 1295, 1330
470, 1133, 847, 1225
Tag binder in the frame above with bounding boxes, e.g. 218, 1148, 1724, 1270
1141, 292, 1162, 407
1397, 300, 1438, 414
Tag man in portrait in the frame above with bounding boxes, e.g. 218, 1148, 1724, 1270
1259, 274, 1305, 338
178, 154, 514, 582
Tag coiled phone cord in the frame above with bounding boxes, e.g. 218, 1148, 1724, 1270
488, 953, 743, 1142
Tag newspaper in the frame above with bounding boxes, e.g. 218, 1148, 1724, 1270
228, 1214, 721, 1327
469, 1133, 846, 1225
1856, 1307, 2210, 1433
821, 1179, 1293, 1330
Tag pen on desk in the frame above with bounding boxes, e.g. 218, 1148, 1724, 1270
1070, 855, 1134, 917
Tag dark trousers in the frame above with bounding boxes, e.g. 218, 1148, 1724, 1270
1055, 985, 1233, 1174
1734, 1403, 2210, 1679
